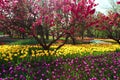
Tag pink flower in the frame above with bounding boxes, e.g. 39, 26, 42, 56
19, 27, 26, 33
101, 26, 106, 30
117, 1, 120, 4
89, 9, 95, 14
109, 21, 113, 25
114, 13, 119, 18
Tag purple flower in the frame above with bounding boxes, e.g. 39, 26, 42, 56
2, 69, 6, 73
52, 71, 55, 74
37, 70, 41, 74
101, 68, 105, 71
118, 60, 120, 63
9, 66, 13, 71
57, 75, 60, 78
68, 68, 71, 72
29, 71, 33, 75
0, 78, 3, 80
72, 77, 76, 80
89, 77, 98, 80
9, 77, 14, 80
102, 78, 106, 80
52, 75, 56, 79
41, 74, 45, 77
14, 74, 18, 78
83, 61, 87, 65
34, 76, 37, 80
20, 75, 24, 79
10, 70, 14, 74
16, 66, 21, 71
113, 70, 117, 74
113, 76, 117, 79
76, 68, 78, 72
67, 75, 71, 79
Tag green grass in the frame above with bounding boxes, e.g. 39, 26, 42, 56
0, 32, 4, 35
9, 38, 38, 45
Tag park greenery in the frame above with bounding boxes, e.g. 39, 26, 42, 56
0, 0, 120, 79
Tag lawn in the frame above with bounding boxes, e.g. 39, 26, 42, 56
0, 43, 120, 80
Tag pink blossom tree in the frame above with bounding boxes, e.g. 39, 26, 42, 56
31, 0, 97, 50
0, 0, 37, 38
95, 12, 120, 44
0, 0, 97, 51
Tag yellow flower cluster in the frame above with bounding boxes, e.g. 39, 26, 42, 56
0, 44, 120, 61
57, 44, 120, 56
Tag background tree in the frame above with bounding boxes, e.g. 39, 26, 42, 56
71, 0, 97, 40
0, 0, 39, 38
95, 11, 120, 44
0, 0, 17, 37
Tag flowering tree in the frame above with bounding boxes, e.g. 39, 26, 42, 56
32, 0, 97, 49
0, 0, 97, 50
0, 0, 16, 37
73, 0, 97, 39
0, 0, 37, 38
95, 12, 120, 44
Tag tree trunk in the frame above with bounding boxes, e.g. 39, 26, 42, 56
81, 31, 84, 40
70, 34, 76, 45
22, 33, 25, 39
81, 35, 84, 40
45, 28, 49, 40
43, 45, 50, 50
7, 30, 13, 38
116, 40, 120, 44
52, 34, 55, 40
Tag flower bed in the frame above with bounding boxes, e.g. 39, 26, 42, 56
0, 44, 120, 62
0, 44, 120, 79
0, 52, 120, 80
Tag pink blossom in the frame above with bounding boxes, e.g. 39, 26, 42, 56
19, 27, 26, 33
70, 26, 75, 34
109, 21, 113, 25
89, 9, 95, 14
114, 13, 119, 18
117, 1, 120, 4
101, 26, 107, 30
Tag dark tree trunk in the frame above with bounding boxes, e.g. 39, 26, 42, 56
45, 28, 49, 40
81, 35, 84, 40
70, 34, 76, 45
7, 30, 13, 38
116, 40, 120, 44
80, 31, 84, 40
52, 34, 55, 40
43, 45, 50, 50
22, 33, 25, 39
46, 31, 49, 40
